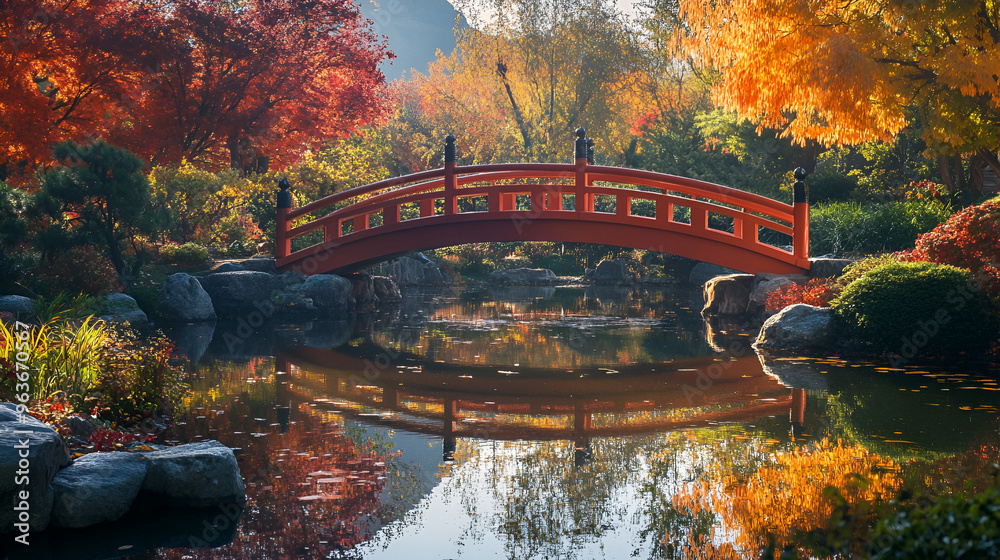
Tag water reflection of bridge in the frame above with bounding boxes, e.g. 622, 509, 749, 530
276, 345, 803, 461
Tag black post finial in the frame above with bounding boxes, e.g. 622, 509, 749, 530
277, 177, 292, 209
586, 138, 594, 165
575, 127, 587, 160
793, 167, 808, 204
445, 134, 457, 164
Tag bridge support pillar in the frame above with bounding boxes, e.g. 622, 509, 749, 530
793, 168, 810, 262
275, 178, 293, 259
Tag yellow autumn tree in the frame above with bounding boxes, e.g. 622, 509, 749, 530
391, 0, 658, 165
675, 0, 1000, 191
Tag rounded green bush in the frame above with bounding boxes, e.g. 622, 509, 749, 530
161, 242, 210, 268
831, 261, 999, 353
871, 488, 1000, 559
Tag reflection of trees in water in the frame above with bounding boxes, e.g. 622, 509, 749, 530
154, 360, 397, 559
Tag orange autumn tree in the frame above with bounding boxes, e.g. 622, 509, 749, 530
674, 0, 1000, 191
0, 0, 157, 178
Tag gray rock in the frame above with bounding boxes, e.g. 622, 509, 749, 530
159, 273, 217, 322
99, 293, 148, 329
422, 265, 445, 284
0, 295, 33, 316
591, 259, 635, 284
390, 256, 424, 286
749, 276, 797, 310
349, 274, 377, 309
299, 274, 354, 314
140, 440, 245, 508
373, 276, 401, 302
0, 402, 73, 532
702, 274, 755, 316
59, 416, 96, 440
489, 268, 558, 284
754, 304, 834, 352
689, 262, 739, 286
239, 258, 277, 274
212, 262, 245, 273
50, 452, 148, 528
198, 271, 278, 318
809, 258, 855, 279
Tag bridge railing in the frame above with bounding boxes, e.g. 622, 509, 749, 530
275, 129, 809, 269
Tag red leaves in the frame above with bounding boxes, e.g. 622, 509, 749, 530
909, 199, 1000, 296
765, 278, 840, 311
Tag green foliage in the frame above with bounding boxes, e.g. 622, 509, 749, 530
831, 261, 999, 353
31, 292, 102, 323
127, 286, 160, 318
808, 173, 857, 203
34, 141, 168, 284
0, 317, 107, 400
835, 254, 901, 289
94, 330, 189, 422
160, 242, 210, 268
870, 488, 1000, 559
810, 200, 953, 255
0, 181, 33, 293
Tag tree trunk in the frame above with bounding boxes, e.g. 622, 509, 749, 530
955, 153, 968, 191
938, 154, 955, 190
968, 153, 985, 194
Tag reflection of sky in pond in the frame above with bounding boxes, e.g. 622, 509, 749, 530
105, 286, 1000, 560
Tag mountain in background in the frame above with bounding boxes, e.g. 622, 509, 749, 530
357, 0, 469, 82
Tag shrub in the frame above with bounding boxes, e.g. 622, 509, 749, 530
810, 200, 953, 255
870, 488, 1000, 559
127, 286, 159, 318
765, 278, 840, 311
0, 317, 107, 400
160, 242, 210, 268
809, 172, 856, 203
831, 261, 999, 353
834, 254, 900, 289
35, 245, 119, 295
94, 330, 189, 422
907, 198, 1000, 297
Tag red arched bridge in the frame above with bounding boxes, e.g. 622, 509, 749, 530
275, 130, 810, 275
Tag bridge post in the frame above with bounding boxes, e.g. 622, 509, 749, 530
275, 177, 293, 259
574, 128, 592, 212
792, 167, 810, 262
444, 134, 458, 215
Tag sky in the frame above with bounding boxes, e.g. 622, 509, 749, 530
445, 0, 648, 28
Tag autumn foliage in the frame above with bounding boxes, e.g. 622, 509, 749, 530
1, 0, 391, 176
765, 278, 840, 311
906, 198, 1000, 296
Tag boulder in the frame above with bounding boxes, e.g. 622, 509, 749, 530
0, 402, 73, 532
809, 257, 854, 279
99, 293, 149, 329
702, 274, 755, 316
239, 257, 277, 274
421, 265, 445, 284
0, 295, 33, 316
59, 415, 97, 440
212, 262, 245, 273
140, 440, 245, 508
158, 273, 217, 322
591, 259, 635, 284
50, 452, 148, 528
349, 273, 377, 309
489, 268, 558, 284
689, 262, 739, 286
373, 276, 401, 302
198, 271, 278, 318
748, 276, 797, 312
390, 256, 424, 287
754, 304, 835, 352
299, 274, 354, 314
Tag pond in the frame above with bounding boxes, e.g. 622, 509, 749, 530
51, 286, 1000, 559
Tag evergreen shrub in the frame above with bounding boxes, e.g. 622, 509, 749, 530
831, 261, 999, 353
160, 242, 210, 268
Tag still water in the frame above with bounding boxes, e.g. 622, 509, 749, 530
115, 287, 1000, 558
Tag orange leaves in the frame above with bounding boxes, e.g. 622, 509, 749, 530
676, 0, 997, 153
